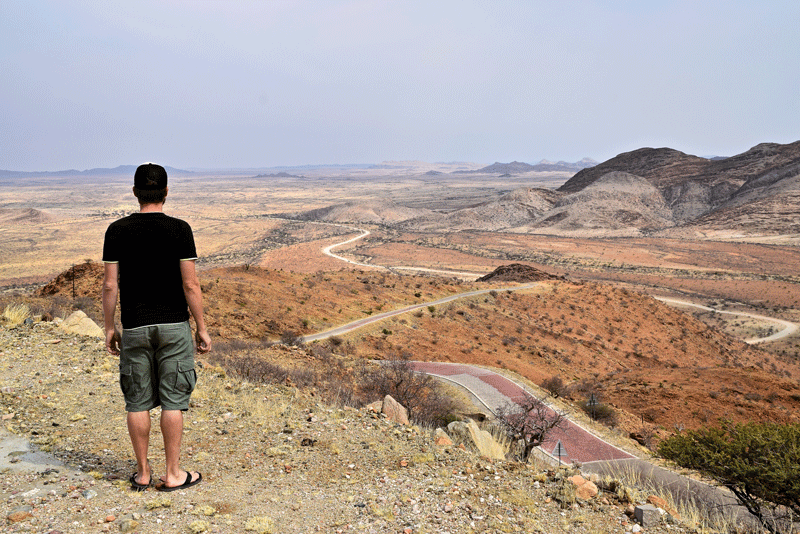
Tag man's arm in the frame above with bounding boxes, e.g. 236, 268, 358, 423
102, 262, 121, 355
179, 259, 211, 354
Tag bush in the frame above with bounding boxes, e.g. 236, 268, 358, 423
365, 353, 456, 427
541, 375, 566, 398
659, 421, 800, 533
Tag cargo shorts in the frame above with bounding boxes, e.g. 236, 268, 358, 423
119, 321, 197, 412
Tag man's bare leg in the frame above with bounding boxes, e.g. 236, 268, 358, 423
160, 409, 200, 487
127, 411, 151, 485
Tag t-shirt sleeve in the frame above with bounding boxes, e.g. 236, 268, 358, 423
102, 224, 120, 263
178, 221, 198, 261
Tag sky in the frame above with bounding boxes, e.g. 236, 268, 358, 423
1, 1, 799, 172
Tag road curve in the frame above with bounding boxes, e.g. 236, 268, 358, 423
655, 297, 798, 344
321, 227, 484, 279
410, 361, 635, 464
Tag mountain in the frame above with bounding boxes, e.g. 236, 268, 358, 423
0, 165, 193, 178
460, 159, 598, 175
276, 142, 800, 239
559, 141, 800, 226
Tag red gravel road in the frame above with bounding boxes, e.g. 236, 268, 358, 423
411, 362, 635, 464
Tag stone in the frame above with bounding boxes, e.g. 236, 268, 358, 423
59, 310, 103, 338
433, 428, 453, 446
381, 395, 409, 425
634, 504, 660, 527
567, 475, 599, 500
6, 505, 33, 523
647, 494, 681, 520
119, 518, 140, 533
446, 420, 505, 460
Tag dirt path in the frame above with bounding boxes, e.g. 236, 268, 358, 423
654, 297, 798, 344
319, 227, 798, 345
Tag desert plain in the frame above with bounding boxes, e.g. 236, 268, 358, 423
2, 157, 800, 438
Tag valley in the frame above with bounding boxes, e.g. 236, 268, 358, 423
3, 143, 800, 444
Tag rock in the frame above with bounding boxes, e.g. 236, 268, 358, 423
6, 505, 33, 523
446, 420, 505, 460
433, 428, 453, 446
567, 475, 598, 500
647, 495, 681, 520
381, 395, 409, 425
634, 504, 660, 527
119, 518, 139, 533
59, 310, 103, 338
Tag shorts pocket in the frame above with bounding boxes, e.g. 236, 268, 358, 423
119, 364, 144, 403
176, 361, 197, 394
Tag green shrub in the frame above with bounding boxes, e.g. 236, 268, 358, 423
659, 421, 799, 533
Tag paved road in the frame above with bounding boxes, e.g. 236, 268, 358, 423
410, 361, 634, 464
411, 361, 746, 527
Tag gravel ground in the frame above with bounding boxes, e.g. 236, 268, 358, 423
2, 322, 696, 533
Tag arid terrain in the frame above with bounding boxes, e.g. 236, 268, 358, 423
3, 142, 799, 439
2, 143, 800, 531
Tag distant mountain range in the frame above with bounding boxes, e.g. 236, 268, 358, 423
293, 141, 800, 240
460, 158, 598, 174
0, 165, 193, 178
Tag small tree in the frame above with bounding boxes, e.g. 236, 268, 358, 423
659, 421, 800, 534
496, 392, 566, 461
369, 353, 455, 426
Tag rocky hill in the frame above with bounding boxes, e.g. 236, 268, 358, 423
288, 199, 436, 226
295, 141, 800, 240
559, 141, 800, 228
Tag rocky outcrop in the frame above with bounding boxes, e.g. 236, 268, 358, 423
476, 264, 563, 283
57, 310, 103, 338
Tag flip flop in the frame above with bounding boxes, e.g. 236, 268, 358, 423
157, 471, 202, 492
129, 473, 150, 491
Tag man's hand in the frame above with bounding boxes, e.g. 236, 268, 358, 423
106, 328, 121, 355
195, 329, 211, 354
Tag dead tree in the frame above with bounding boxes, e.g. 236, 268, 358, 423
496, 392, 566, 461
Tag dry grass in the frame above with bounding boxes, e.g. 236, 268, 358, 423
2, 302, 30, 326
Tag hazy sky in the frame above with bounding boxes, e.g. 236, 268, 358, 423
2, 1, 798, 171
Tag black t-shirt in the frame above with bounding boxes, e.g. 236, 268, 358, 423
103, 212, 198, 328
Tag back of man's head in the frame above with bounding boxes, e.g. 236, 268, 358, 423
134, 163, 168, 190
133, 163, 168, 205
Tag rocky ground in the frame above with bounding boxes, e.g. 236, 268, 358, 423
2, 321, 701, 533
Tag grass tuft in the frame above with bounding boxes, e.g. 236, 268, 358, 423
2, 303, 30, 326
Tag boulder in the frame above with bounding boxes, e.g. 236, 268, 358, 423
446, 420, 505, 460
567, 474, 599, 500
381, 395, 409, 425
59, 310, 103, 338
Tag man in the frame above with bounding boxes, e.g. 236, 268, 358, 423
102, 163, 211, 492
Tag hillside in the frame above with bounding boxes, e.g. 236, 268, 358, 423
2, 320, 711, 533
29, 264, 800, 442
559, 141, 800, 228
293, 141, 800, 239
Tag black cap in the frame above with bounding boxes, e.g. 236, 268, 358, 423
134, 163, 168, 190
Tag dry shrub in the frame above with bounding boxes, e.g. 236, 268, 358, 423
2, 302, 30, 326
